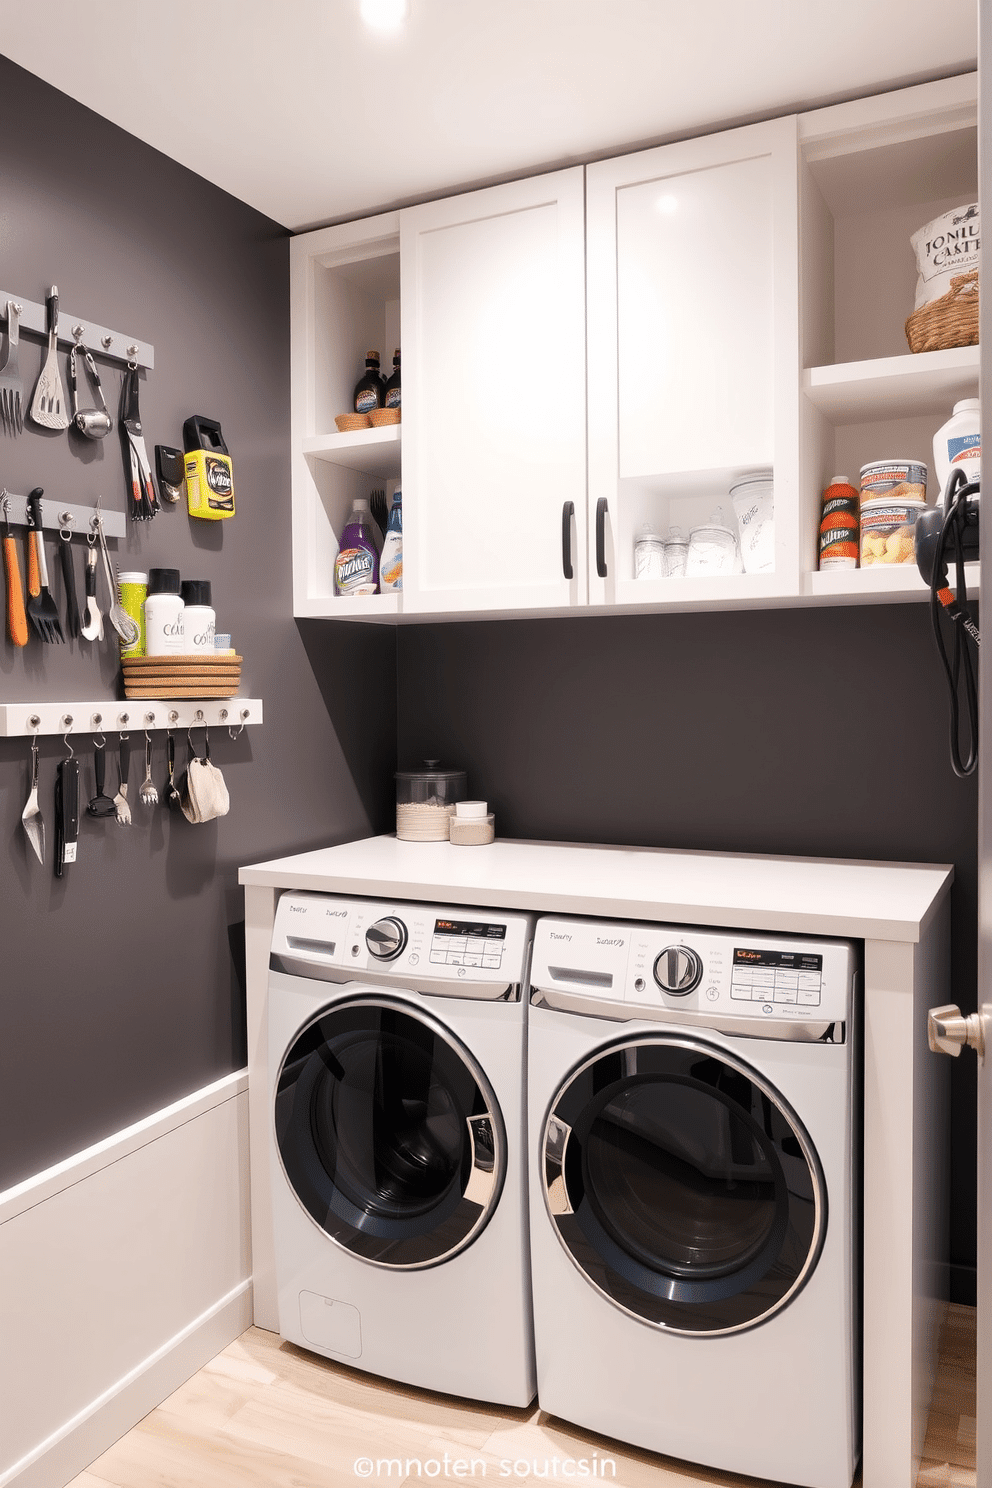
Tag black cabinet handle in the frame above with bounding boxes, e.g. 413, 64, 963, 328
562, 501, 574, 580
596, 498, 608, 578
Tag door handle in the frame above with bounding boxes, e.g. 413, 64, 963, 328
928, 1003, 985, 1060
561, 501, 574, 580
596, 497, 608, 578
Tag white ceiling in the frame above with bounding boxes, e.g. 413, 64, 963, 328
1, 0, 978, 232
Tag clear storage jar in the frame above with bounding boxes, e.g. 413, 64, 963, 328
396, 761, 468, 841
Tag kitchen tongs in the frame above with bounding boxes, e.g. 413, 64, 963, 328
119, 366, 158, 521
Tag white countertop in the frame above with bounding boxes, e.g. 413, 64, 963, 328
240, 835, 953, 942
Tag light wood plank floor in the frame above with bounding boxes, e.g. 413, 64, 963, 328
70, 1305, 976, 1488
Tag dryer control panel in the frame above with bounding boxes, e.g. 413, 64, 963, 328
530, 916, 856, 1025
270, 892, 533, 995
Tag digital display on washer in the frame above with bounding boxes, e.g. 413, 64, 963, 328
733, 949, 823, 972
731, 948, 823, 1006
433, 919, 507, 939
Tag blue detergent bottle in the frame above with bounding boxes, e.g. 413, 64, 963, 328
380, 491, 403, 592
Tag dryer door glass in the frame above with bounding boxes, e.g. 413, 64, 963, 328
275, 996, 506, 1268
543, 1035, 827, 1334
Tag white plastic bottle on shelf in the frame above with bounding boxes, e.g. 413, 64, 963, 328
933, 398, 980, 495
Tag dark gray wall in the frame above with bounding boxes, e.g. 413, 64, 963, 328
0, 56, 396, 1190
397, 605, 979, 1299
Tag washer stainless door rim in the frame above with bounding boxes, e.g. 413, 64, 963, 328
542, 1034, 827, 1335
275, 993, 507, 1269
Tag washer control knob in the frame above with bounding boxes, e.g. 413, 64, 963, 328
653, 945, 703, 996
366, 916, 408, 960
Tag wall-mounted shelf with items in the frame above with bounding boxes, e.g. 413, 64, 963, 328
798, 72, 979, 605
0, 699, 263, 738
291, 213, 402, 622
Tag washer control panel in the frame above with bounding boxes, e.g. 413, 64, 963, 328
530, 916, 855, 1024
271, 893, 532, 989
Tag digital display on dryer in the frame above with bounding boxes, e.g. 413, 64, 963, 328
731, 949, 823, 1006
733, 949, 822, 972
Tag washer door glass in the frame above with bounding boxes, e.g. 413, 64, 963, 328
543, 1036, 826, 1334
275, 996, 506, 1268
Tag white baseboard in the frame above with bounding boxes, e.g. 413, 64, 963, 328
0, 1071, 251, 1488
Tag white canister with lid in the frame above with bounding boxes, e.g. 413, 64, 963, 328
634, 525, 667, 579
933, 398, 980, 494
181, 580, 216, 654
685, 510, 739, 576
144, 568, 185, 655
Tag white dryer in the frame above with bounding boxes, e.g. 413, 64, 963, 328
267, 892, 536, 1406
527, 916, 859, 1488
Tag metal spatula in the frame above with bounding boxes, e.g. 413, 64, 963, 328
21, 734, 45, 863
29, 286, 69, 430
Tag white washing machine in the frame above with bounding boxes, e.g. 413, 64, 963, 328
527, 915, 860, 1488
267, 892, 537, 1406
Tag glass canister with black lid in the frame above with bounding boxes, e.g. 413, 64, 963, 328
396, 761, 468, 841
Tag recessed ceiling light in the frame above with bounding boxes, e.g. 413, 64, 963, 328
360, 0, 410, 30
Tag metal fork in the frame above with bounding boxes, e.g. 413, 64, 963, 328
0, 301, 24, 434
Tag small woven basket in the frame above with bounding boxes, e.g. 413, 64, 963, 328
335, 412, 371, 432
369, 407, 401, 426
905, 270, 979, 354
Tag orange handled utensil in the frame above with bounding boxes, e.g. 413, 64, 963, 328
1, 491, 28, 646
26, 504, 39, 598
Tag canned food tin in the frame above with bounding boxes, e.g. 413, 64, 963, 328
860, 499, 922, 566
818, 478, 859, 569
859, 459, 928, 505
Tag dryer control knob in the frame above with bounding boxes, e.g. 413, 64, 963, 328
653, 945, 703, 996
366, 916, 408, 960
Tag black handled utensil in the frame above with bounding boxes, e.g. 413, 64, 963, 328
55, 756, 79, 876
59, 525, 80, 638
87, 742, 117, 818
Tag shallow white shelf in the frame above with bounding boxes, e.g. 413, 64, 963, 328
803, 346, 979, 424
0, 697, 264, 737
805, 562, 979, 602
611, 571, 789, 608
303, 426, 401, 477
295, 592, 401, 622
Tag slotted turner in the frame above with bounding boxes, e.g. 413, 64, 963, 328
29, 286, 69, 430
26, 488, 64, 643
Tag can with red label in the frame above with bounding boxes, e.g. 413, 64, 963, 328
818, 477, 860, 569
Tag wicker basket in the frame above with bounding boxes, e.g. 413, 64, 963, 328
905, 270, 979, 354
369, 407, 401, 426
334, 412, 371, 432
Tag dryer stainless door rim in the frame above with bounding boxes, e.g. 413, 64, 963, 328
542, 1032, 827, 1335
274, 992, 507, 1269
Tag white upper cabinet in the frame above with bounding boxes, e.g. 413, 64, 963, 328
399, 168, 587, 615
586, 117, 801, 609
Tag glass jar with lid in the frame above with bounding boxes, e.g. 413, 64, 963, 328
395, 761, 468, 841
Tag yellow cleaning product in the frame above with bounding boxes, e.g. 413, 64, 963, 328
184, 415, 235, 520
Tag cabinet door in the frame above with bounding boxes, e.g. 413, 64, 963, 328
401, 168, 587, 615
586, 118, 800, 608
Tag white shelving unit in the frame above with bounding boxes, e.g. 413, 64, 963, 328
288, 73, 979, 623
798, 74, 979, 604
290, 212, 403, 622
0, 698, 263, 737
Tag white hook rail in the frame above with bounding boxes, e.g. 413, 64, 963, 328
0, 698, 262, 737
0, 293, 153, 370
0, 493, 126, 539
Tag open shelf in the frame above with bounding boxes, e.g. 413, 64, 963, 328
804, 346, 979, 423
806, 562, 979, 603
303, 427, 402, 478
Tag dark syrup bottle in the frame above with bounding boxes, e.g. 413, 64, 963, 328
353, 350, 385, 415
384, 348, 401, 410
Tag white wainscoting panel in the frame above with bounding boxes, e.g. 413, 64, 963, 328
0, 1071, 251, 1488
